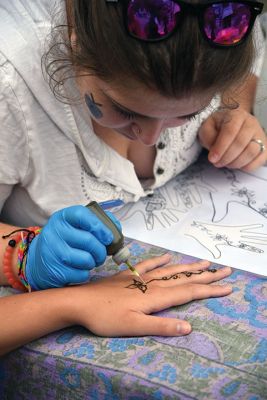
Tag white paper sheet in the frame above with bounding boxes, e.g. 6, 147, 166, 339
115, 159, 267, 276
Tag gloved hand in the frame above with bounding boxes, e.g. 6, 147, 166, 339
26, 205, 121, 290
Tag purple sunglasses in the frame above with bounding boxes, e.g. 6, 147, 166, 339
106, 0, 263, 47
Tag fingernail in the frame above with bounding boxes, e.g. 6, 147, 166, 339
214, 162, 223, 168
177, 322, 191, 334
161, 252, 171, 258
199, 260, 210, 266
209, 152, 220, 163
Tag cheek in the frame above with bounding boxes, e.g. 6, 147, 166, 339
90, 109, 132, 130
84, 99, 131, 128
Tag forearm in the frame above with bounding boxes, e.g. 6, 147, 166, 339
0, 222, 22, 285
0, 287, 75, 355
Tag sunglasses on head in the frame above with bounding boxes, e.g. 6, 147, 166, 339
106, 0, 263, 47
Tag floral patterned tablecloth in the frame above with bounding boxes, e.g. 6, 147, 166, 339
0, 239, 266, 400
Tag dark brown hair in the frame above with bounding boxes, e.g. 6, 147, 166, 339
43, 0, 256, 102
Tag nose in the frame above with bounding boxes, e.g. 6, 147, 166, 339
134, 119, 165, 146
133, 117, 187, 146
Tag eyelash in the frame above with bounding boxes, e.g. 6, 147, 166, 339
112, 104, 198, 122
112, 105, 137, 120
187, 115, 198, 122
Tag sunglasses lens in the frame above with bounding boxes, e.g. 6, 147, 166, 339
204, 2, 251, 45
127, 0, 181, 40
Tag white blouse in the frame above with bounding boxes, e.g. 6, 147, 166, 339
0, 0, 264, 227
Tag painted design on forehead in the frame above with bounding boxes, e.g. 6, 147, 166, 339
85, 93, 103, 119
126, 268, 217, 293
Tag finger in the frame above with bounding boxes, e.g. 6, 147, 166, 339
59, 227, 107, 266
241, 224, 266, 229
205, 111, 243, 161
210, 114, 265, 168
198, 116, 218, 150
124, 313, 192, 337
227, 148, 266, 170
59, 245, 102, 269
105, 211, 122, 231
240, 143, 267, 171
173, 266, 232, 286
208, 119, 246, 166
213, 129, 252, 167
146, 259, 211, 278
148, 284, 232, 312
134, 253, 172, 274
148, 266, 232, 288
63, 267, 90, 285
221, 135, 266, 169
62, 206, 113, 246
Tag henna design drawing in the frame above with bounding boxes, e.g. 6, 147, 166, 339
126, 268, 217, 293
115, 157, 267, 268
85, 93, 103, 119
187, 221, 266, 259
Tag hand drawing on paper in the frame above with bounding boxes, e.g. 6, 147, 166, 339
117, 158, 267, 270
164, 164, 217, 209
116, 164, 217, 230
186, 221, 267, 259
116, 190, 186, 230
184, 168, 267, 258
210, 168, 267, 223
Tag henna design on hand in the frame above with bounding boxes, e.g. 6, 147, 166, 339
125, 268, 217, 293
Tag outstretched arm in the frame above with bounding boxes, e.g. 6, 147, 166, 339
0, 254, 232, 356
0, 287, 74, 355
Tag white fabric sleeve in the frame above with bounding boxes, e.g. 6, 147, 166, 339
251, 18, 265, 77
254, 13, 267, 131
0, 56, 29, 213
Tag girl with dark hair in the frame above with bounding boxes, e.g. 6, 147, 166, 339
0, 0, 265, 354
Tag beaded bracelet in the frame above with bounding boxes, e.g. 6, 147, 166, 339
2, 231, 26, 291
17, 227, 41, 291
2, 227, 41, 292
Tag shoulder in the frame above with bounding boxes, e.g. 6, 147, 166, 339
0, 55, 30, 180
252, 18, 265, 77
0, 0, 63, 66
0, 0, 54, 24
0, 54, 29, 133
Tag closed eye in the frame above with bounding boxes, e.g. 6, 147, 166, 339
112, 104, 137, 120
187, 114, 198, 121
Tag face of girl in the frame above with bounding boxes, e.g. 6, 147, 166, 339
77, 74, 213, 146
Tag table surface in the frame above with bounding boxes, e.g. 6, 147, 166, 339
0, 239, 266, 400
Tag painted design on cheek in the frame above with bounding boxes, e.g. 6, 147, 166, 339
85, 93, 103, 119
125, 268, 217, 293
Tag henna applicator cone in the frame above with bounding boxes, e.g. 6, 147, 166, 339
86, 201, 145, 284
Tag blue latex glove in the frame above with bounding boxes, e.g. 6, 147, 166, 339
26, 205, 121, 290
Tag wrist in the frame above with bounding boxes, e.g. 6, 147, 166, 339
236, 104, 251, 113
48, 286, 79, 326
64, 284, 95, 327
